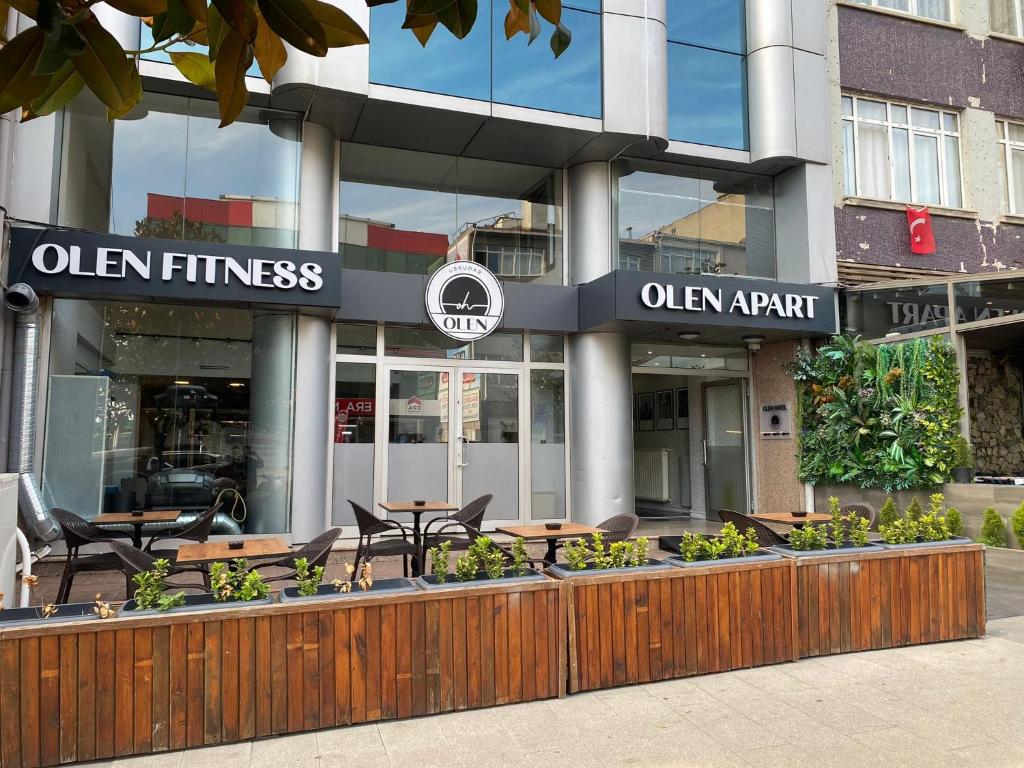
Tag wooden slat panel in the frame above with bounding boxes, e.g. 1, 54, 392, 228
348, 608, 366, 724
167, 626, 188, 749
693, 575, 707, 675
254, 616, 272, 737
132, 628, 153, 756
506, 593, 521, 703
237, 618, 256, 740
334, 610, 351, 727
285, 614, 304, 732
19, 637, 40, 768
623, 581, 638, 684
446, 599, 463, 712
410, 602, 427, 716
186, 623, 205, 747
36, 635, 59, 768
221, 620, 239, 743
659, 579, 675, 678
534, 589, 549, 698
96, 631, 116, 758
380, 604, 397, 721
58, 634, 78, 764
114, 629, 134, 756
492, 594, 508, 705
151, 625, 170, 752
424, 601, 441, 715
1, 639, 21, 768
203, 621, 222, 744
478, 595, 495, 709
77, 632, 96, 763
520, 592, 536, 703
647, 578, 662, 680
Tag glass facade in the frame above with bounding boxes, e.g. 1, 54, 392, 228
368, 1, 601, 118
340, 143, 563, 283
44, 300, 296, 533
842, 284, 952, 338
667, 0, 747, 150
59, 94, 302, 247
617, 163, 776, 279
332, 362, 377, 526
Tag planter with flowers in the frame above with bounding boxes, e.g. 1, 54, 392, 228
279, 558, 417, 601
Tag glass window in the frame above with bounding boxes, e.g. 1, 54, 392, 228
841, 95, 962, 208
384, 326, 524, 361
953, 279, 1024, 322
59, 94, 302, 248
841, 284, 951, 337
617, 163, 776, 279
337, 324, 377, 356
387, 370, 449, 501
43, 300, 295, 533
531, 370, 566, 520
996, 120, 1024, 215
138, 22, 261, 77
631, 342, 749, 372
667, 44, 747, 150
530, 334, 565, 363
369, 1, 601, 117
992, 0, 1022, 35
340, 143, 563, 283
667, 0, 745, 54
332, 363, 377, 525
850, 0, 950, 20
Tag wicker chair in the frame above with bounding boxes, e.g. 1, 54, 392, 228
420, 494, 492, 565
716, 509, 788, 546
143, 503, 219, 553
595, 513, 640, 544
349, 501, 419, 577
250, 528, 343, 583
110, 541, 211, 598
52, 508, 134, 604
841, 503, 878, 530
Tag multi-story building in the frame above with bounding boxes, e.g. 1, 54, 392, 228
3, 0, 839, 546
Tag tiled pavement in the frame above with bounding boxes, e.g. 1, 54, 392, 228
84, 615, 1024, 768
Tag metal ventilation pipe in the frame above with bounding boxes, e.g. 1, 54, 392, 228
5, 284, 58, 542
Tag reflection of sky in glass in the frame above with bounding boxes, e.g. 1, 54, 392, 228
109, 101, 300, 237
138, 22, 262, 77
369, 1, 601, 117
667, 43, 747, 150
618, 172, 702, 240
667, 0, 745, 54
491, 7, 601, 117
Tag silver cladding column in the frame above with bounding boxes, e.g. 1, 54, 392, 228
567, 162, 635, 526
288, 120, 335, 543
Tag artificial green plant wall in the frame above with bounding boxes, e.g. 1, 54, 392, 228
792, 335, 962, 491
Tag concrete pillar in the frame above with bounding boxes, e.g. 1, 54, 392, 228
288, 120, 335, 542
567, 162, 635, 525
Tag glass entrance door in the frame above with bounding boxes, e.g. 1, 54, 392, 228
703, 380, 749, 518
457, 370, 520, 522
386, 368, 450, 503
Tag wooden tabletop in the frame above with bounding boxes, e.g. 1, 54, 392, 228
379, 501, 459, 513
176, 537, 291, 565
495, 523, 602, 540
93, 510, 182, 525
752, 512, 832, 525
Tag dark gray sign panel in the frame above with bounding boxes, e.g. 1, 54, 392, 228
8, 227, 342, 309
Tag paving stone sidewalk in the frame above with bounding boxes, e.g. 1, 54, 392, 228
91, 615, 1024, 768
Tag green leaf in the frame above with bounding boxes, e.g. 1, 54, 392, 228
70, 17, 137, 112
169, 50, 216, 89
212, 0, 258, 41
35, 0, 61, 39
435, 0, 476, 39
0, 27, 49, 114
166, 0, 198, 35
150, 12, 177, 42
207, 3, 230, 59
179, 0, 207, 23
105, 59, 142, 119
307, 0, 367, 47
503, 1, 529, 38
34, 34, 69, 75
532, 0, 559, 24
213, 27, 250, 126
105, 0, 168, 15
407, 0, 456, 12
253, 13, 287, 82
256, 0, 326, 55
411, 19, 436, 45
29, 60, 84, 115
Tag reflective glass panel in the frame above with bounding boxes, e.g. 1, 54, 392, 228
530, 334, 565, 363
842, 284, 951, 337
462, 372, 519, 520
666, 0, 745, 54
337, 324, 377, 356
631, 342, 749, 372
332, 362, 377, 525
667, 43, 747, 150
387, 369, 449, 502
531, 370, 566, 519
384, 326, 524, 361
953, 279, 1024, 322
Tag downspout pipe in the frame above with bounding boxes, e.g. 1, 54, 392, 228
5, 283, 59, 542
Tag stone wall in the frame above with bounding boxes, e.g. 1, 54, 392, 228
752, 341, 805, 514
967, 353, 1024, 476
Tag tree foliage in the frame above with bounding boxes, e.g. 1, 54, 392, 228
0, 0, 569, 126
792, 334, 963, 492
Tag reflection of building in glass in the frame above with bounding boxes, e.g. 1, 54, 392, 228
449, 202, 559, 281
139, 193, 298, 248
339, 214, 448, 275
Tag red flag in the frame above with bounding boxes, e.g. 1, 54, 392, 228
906, 206, 936, 255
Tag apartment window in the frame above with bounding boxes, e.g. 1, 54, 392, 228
842, 95, 963, 208
992, 0, 1024, 34
477, 245, 547, 277
849, 0, 950, 21
997, 120, 1024, 215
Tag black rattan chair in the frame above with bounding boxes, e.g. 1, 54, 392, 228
716, 509, 788, 546
110, 541, 211, 597
250, 528, 342, 583
143, 504, 219, 553
350, 501, 419, 577
420, 494, 492, 565
52, 508, 134, 604
841, 503, 878, 530
595, 513, 640, 544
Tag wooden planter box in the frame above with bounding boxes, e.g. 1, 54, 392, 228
551, 558, 798, 694
0, 578, 567, 768
790, 542, 986, 658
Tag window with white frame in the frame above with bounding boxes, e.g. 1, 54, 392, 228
849, 0, 950, 21
991, 0, 1024, 36
996, 120, 1024, 215
841, 95, 963, 208
476, 245, 547, 278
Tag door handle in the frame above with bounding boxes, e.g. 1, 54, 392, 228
702, 439, 708, 466
457, 435, 469, 468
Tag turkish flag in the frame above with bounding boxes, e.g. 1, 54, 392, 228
906, 206, 937, 255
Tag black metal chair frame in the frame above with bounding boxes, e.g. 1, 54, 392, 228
52, 508, 135, 604
716, 508, 789, 546
110, 541, 212, 598
420, 494, 492, 566
350, 501, 419, 578
143, 503, 220, 553
250, 528, 342, 583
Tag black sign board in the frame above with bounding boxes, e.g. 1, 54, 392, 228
8, 227, 342, 309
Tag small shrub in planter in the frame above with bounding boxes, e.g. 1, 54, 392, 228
879, 497, 899, 528
904, 496, 923, 523
124, 558, 274, 614
777, 500, 882, 557
878, 493, 972, 549
945, 507, 964, 537
281, 560, 416, 601
1011, 502, 1024, 549
549, 535, 668, 577
980, 507, 1008, 548
132, 558, 186, 612
667, 522, 782, 569
0, 593, 117, 626
418, 536, 545, 588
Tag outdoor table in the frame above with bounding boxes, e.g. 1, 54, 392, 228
495, 522, 603, 565
93, 509, 182, 548
751, 511, 831, 529
379, 501, 459, 576
175, 536, 292, 569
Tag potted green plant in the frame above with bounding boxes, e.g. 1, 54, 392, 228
547, 534, 668, 577
417, 536, 546, 589
878, 493, 973, 549
122, 558, 275, 614
774, 497, 884, 557
666, 523, 782, 568
279, 558, 417, 601
950, 434, 975, 484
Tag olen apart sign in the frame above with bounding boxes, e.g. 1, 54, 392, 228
640, 282, 821, 320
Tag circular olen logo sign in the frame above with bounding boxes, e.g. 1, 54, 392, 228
425, 261, 505, 341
